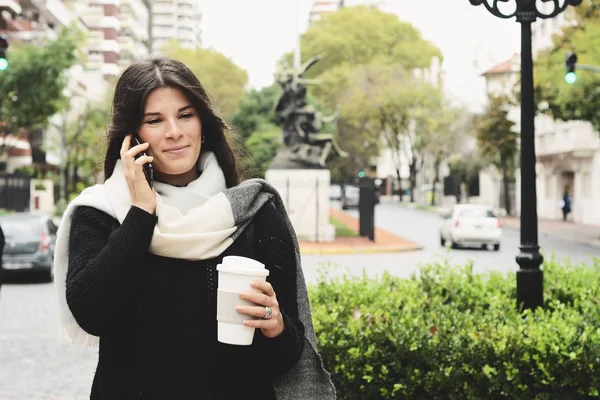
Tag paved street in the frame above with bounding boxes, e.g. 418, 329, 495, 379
301, 200, 600, 283
0, 282, 97, 400
3, 203, 600, 399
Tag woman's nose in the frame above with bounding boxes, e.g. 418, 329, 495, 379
165, 118, 183, 139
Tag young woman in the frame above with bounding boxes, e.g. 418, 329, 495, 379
53, 57, 335, 399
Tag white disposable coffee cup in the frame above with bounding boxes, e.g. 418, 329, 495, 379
216, 256, 269, 345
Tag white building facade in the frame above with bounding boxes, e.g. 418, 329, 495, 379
532, 6, 600, 224
482, 6, 600, 224
151, 0, 202, 55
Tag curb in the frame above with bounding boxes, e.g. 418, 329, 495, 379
300, 244, 423, 256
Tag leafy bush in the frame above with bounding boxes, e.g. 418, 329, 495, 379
309, 259, 600, 399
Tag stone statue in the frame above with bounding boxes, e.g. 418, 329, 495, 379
270, 55, 348, 169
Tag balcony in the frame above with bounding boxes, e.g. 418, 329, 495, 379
0, 0, 21, 17
88, 39, 119, 55
121, 0, 149, 23
118, 35, 135, 58
177, 16, 196, 29
152, 27, 176, 40
154, 16, 175, 27
536, 120, 600, 158
101, 62, 120, 77
82, 9, 120, 30
153, 3, 176, 15
120, 14, 148, 41
45, 0, 74, 27
85, 53, 104, 71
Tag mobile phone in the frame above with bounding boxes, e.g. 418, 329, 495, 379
132, 136, 154, 188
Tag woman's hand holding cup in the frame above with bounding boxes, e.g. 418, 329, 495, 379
237, 281, 285, 338
120, 134, 156, 214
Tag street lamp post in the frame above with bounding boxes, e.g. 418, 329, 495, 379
469, 0, 582, 311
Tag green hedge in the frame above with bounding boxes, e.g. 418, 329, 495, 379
309, 259, 600, 399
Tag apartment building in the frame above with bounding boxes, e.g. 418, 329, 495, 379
0, 0, 93, 172
74, 0, 120, 80
117, 0, 150, 70
151, 0, 201, 55
308, 0, 340, 25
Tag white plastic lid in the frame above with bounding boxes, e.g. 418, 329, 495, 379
222, 256, 265, 269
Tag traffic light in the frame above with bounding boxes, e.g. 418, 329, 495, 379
565, 52, 577, 84
358, 170, 365, 178
0, 34, 9, 71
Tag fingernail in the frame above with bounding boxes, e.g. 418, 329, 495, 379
250, 281, 257, 287
235, 305, 242, 311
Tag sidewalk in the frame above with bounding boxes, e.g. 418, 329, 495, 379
501, 216, 600, 247
298, 208, 422, 255
393, 199, 600, 248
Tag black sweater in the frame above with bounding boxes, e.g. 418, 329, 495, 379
66, 201, 305, 400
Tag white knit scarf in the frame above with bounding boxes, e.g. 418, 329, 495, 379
54, 152, 244, 346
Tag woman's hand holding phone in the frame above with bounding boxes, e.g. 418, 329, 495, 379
120, 134, 156, 214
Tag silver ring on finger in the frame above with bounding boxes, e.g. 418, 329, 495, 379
263, 306, 272, 320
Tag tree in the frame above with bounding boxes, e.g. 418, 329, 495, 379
0, 25, 82, 169
340, 63, 442, 201
283, 6, 443, 193
300, 6, 442, 81
160, 41, 249, 118
535, 3, 600, 131
230, 84, 280, 144
65, 103, 110, 197
475, 96, 519, 215
447, 150, 483, 203
419, 106, 467, 206
243, 123, 281, 178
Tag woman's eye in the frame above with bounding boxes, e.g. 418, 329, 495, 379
146, 119, 161, 125
180, 113, 193, 120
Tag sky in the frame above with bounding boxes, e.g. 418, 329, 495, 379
198, 0, 522, 112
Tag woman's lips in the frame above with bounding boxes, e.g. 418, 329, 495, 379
164, 146, 189, 155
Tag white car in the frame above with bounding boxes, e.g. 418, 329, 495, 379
341, 185, 360, 210
440, 204, 502, 251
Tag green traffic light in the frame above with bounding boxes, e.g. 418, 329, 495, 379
565, 71, 577, 84
358, 171, 365, 178
0, 58, 8, 71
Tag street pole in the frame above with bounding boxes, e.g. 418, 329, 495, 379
468, 0, 582, 311
294, 0, 301, 69
574, 64, 600, 73
516, 16, 543, 311
59, 110, 66, 209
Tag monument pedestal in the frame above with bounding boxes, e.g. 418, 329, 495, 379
266, 168, 335, 242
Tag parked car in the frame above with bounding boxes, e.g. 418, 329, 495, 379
341, 184, 381, 210
440, 204, 502, 251
341, 185, 360, 209
0, 213, 57, 280
329, 184, 342, 201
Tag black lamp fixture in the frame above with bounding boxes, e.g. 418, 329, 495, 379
468, 0, 583, 310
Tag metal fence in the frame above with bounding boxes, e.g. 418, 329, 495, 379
0, 174, 31, 212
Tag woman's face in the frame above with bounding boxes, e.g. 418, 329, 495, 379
138, 87, 203, 186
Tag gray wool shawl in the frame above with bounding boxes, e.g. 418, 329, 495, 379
223, 179, 337, 399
